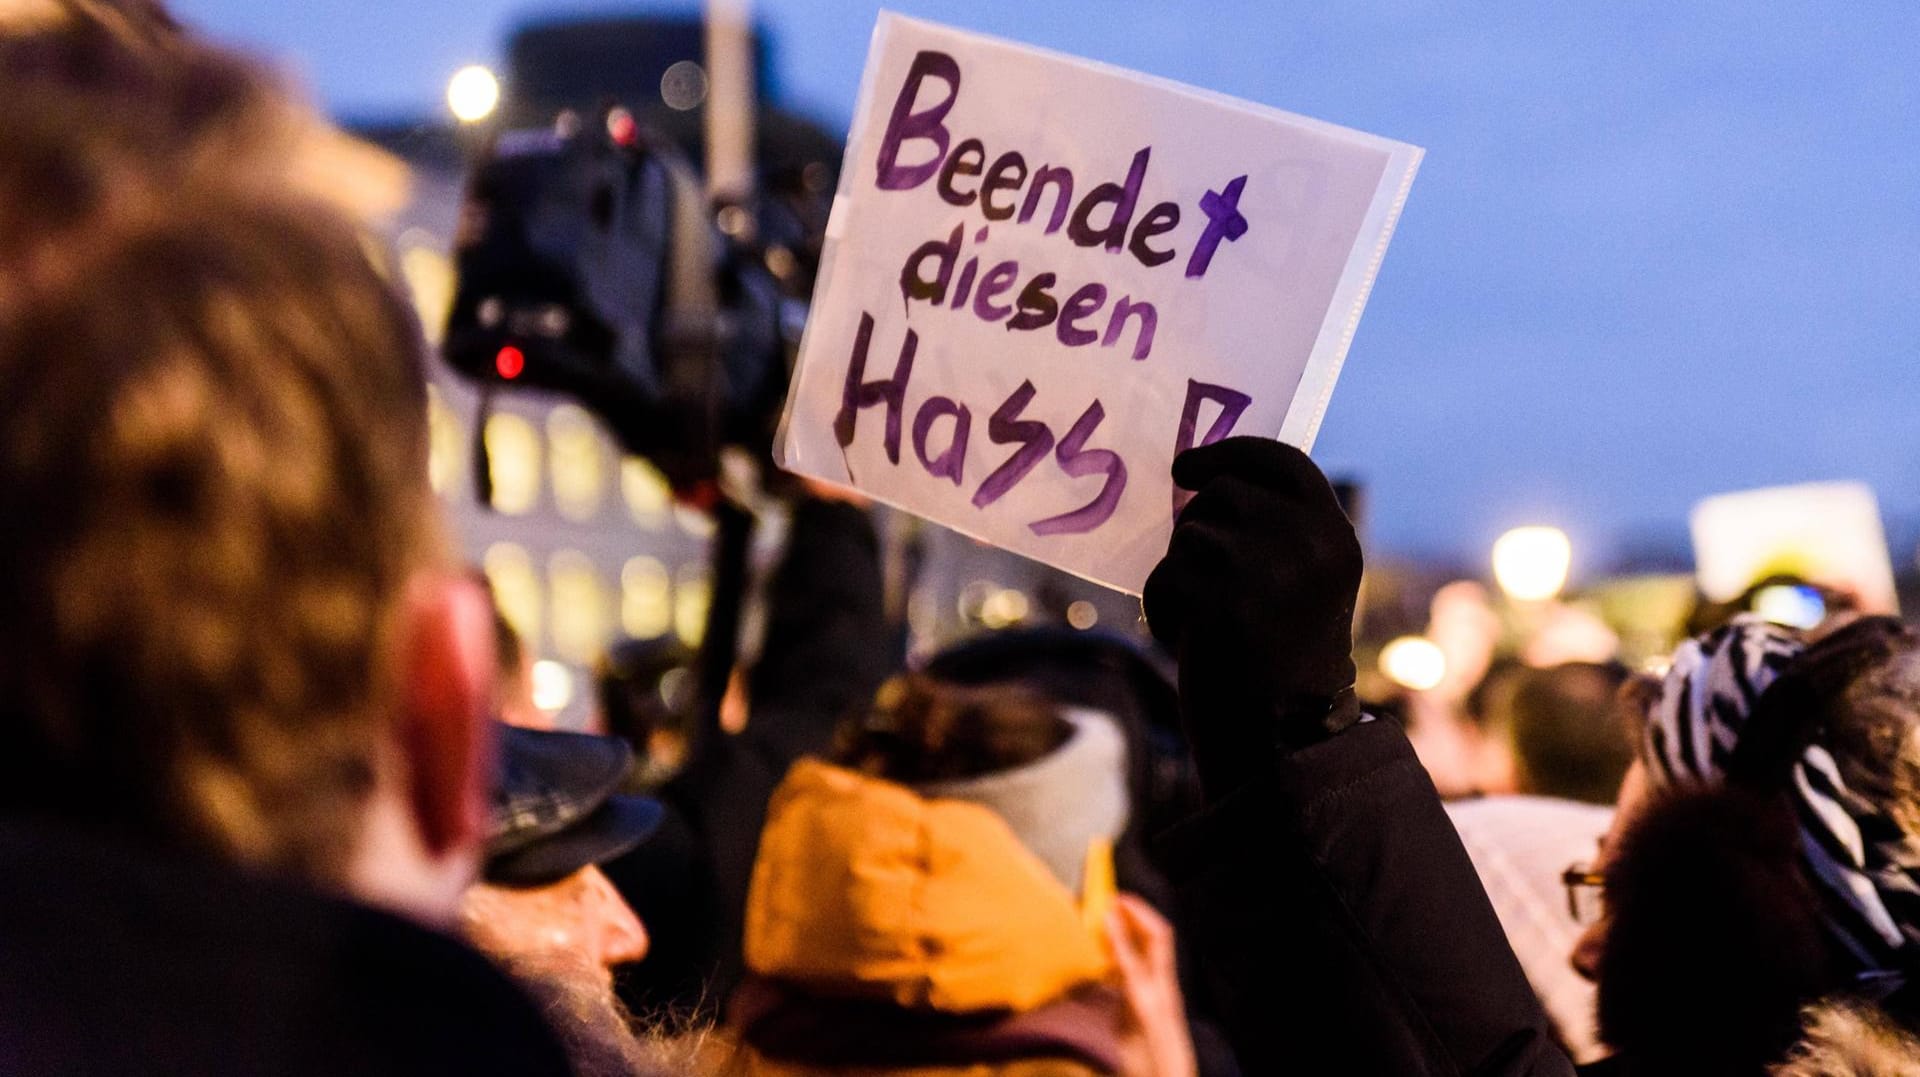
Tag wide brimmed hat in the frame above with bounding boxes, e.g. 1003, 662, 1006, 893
485, 723, 664, 887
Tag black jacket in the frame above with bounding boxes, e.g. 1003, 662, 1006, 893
1161, 718, 1577, 1077
0, 819, 572, 1076
610, 497, 894, 1016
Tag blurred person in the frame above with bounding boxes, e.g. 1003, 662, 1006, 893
722, 674, 1197, 1076
1462, 657, 1531, 794
922, 626, 1238, 1075
1406, 580, 1506, 797
0, 91, 568, 1076
922, 626, 1199, 853
463, 724, 673, 1077
1139, 438, 1920, 1075
1567, 614, 1920, 1075
1466, 661, 1635, 804
1506, 662, 1634, 805
598, 637, 698, 790
0, 0, 410, 233
1446, 661, 1632, 1063
605, 487, 894, 1020
466, 724, 664, 972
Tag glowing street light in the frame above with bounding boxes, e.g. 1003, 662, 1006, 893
447, 65, 500, 124
1492, 526, 1572, 602
1380, 636, 1447, 692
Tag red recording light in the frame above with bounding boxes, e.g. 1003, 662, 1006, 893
494, 345, 525, 380
608, 108, 638, 147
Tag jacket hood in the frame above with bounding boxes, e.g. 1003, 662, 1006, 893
1770, 1000, 1920, 1076
744, 759, 1112, 1014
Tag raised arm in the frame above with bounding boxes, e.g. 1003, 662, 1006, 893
1144, 438, 1575, 1077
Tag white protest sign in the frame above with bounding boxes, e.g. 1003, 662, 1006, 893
776, 13, 1422, 594
1691, 481, 1900, 614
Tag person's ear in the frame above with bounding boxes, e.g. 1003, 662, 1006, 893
396, 572, 497, 858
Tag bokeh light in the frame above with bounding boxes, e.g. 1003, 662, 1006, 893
1492, 526, 1572, 602
1380, 635, 1447, 692
446, 65, 500, 123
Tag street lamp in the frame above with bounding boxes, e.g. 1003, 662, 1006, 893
447, 65, 500, 124
1492, 525, 1572, 602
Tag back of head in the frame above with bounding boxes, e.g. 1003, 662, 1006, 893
1508, 661, 1633, 804
0, 103, 435, 880
834, 674, 1071, 784
1601, 617, 1920, 1066
1596, 784, 1831, 1075
922, 628, 1198, 838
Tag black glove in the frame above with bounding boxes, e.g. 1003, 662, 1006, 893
1142, 437, 1363, 800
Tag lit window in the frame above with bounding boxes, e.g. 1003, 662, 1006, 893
399, 240, 455, 347
425, 386, 466, 496
482, 542, 542, 651
621, 556, 673, 640
547, 405, 605, 522
549, 550, 609, 665
484, 412, 541, 515
620, 456, 669, 531
674, 566, 711, 647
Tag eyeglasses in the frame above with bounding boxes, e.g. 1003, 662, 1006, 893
1561, 862, 1606, 925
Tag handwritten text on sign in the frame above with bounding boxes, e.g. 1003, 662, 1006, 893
777, 14, 1422, 593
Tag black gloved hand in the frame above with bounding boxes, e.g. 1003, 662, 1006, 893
1142, 437, 1364, 801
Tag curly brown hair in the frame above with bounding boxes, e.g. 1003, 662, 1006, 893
0, 86, 437, 880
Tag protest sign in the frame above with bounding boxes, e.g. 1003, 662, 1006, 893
1691, 481, 1900, 614
776, 13, 1422, 593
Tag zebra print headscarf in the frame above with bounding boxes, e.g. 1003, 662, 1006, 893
1643, 614, 1920, 993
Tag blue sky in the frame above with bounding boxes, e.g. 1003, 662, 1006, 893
168, 0, 1920, 568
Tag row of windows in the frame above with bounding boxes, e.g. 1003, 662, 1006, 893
482, 543, 711, 664
427, 388, 716, 535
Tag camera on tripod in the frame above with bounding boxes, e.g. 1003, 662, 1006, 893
441, 105, 798, 493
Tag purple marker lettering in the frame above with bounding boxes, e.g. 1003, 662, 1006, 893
1185, 175, 1249, 279
912, 396, 971, 485
936, 138, 985, 207
980, 152, 1028, 221
832, 312, 916, 464
1017, 164, 1075, 234
1128, 202, 1180, 268
1006, 273, 1059, 332
972, 260, 1021, 321
1069, 146, 1149, 253
1056, 282, 1107, 347
874, 51, 961, 191
1030, 400, 1126, 535
900, 225, 961, 311
971, 381, 1055, 508
1101, 297, 1157, 361
1171, 379, 1253, 516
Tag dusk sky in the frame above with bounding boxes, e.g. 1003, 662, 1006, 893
168, 0, 1920, 569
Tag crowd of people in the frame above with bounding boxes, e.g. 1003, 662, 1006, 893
5, 3, 1920, 1075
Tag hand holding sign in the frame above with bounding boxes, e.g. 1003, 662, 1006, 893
1144, 437, 1363, 798
777, 14, 1421, 593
